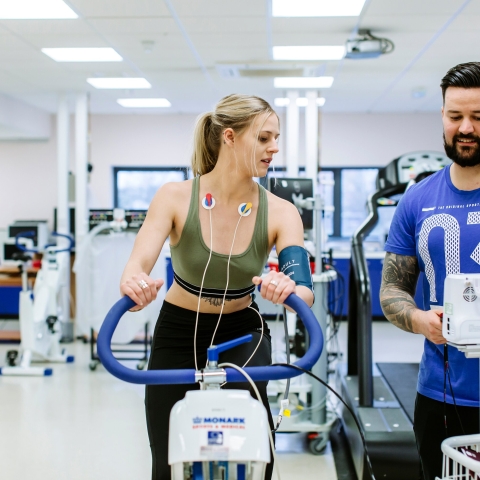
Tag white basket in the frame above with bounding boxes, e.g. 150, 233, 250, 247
437, 435, 480, 480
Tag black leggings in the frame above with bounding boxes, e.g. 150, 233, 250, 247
145, 300, 274, 480
414, 393, 479, 480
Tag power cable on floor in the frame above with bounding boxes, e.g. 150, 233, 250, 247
272, 362, 377, 480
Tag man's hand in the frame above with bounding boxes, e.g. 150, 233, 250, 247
413, 309, 446, 345
380, 253, 447, 344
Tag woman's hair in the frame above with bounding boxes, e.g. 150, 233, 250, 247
191, 94, 276, 176
441, 62, 480, 102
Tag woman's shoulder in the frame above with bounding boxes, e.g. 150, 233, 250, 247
158, 178, 193, 195
150, 179, 194, 208
264, 188, 300, 219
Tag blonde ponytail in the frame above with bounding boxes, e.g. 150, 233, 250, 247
191, 112, 222, 176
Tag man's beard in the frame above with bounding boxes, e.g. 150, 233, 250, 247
444, 132, 480, 167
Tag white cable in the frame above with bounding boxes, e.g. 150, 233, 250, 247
218, 362, 281, 480
243, 304, 264, 367
208, 214, 244, 352
194, 208, 214, 371
217, 305, 263, 389
195, 200, 263, 371
292, 395, 328, 413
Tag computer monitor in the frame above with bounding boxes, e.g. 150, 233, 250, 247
268, 177, 314, 230
53, 207, 75, 235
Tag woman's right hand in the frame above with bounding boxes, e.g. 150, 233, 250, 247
120, 273, 164, 312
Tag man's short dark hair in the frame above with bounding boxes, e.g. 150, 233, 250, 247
441, 62, 480, 102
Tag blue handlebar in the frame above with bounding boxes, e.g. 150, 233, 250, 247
15, 231, 74, 253
51, 232, 75, 253
15, 231, 37, 253
97, 294, 324, 385
207, 335, 253, 363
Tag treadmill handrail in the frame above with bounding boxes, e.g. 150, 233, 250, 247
352, 184, 405, 245
349, 183, 406, 407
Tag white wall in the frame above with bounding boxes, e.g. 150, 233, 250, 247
320, 112, 444, 167
0, 114, 200, 228
0, 111, 446, 229
0, 116, 58, 229
89, 114, 198, 209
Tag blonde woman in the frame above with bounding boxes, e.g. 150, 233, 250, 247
120, 94, 314, 480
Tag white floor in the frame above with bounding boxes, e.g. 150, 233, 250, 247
337, 319, 426, 364
0, 319, 425, 480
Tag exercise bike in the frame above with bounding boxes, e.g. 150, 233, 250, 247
0, 232, 75, 376
97, 291, 323, 480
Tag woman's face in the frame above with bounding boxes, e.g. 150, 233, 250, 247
234, 112, 280, 177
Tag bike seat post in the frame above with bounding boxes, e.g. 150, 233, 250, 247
12, 253, 32, 292
195, 334, 253, 390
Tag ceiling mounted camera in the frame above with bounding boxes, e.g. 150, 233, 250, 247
345, 29, 394, 59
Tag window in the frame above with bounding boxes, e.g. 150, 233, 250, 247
340, 168, 379, 238
318, 170, 334, 237
319, 167, 380, 238
265, 166, 381, 238
113, 167, 188, 209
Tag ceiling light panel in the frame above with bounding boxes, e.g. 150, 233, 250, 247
273, 46, 345, 61
274, 97, 326, 107
0, 0, 78, 19
274, 98, 290, 107
42, 48, 122, 62
117, 98, 171, 108
274, 77, 334, 88
87, 78, 151, 89
272, 0, 367, 17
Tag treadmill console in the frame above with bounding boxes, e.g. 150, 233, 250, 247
377, 151, 451, 190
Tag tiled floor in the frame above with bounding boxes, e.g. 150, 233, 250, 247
0, 318, 425, 480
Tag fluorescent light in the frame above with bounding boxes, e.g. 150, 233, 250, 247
275, 97, 326, 107
117, 98, 171, 108
274, 98, 290, 107
87, 78, 151, 89
42, 48, 122, 62
274, 77, 334, 89
272, 0, 367, 17
0, 0, 78, 19
273, 46, 345, 61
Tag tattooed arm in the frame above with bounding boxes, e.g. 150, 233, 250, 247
380, 252, 419, 332
380, 252, 445, 344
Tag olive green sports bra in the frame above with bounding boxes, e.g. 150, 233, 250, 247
170, 177, 269, 299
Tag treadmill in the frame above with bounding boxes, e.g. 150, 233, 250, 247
337, 151, 451, 480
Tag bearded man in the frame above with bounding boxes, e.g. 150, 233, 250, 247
380, 62, 480, 480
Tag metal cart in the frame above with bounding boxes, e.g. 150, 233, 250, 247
88, 322, 150, 371
438, 434, 480, 480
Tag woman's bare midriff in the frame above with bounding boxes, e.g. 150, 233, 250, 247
164, 281, 253, 314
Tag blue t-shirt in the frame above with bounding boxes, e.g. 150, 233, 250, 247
385, 165, 480, 407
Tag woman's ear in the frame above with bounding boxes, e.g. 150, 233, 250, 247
223, 128, 235, 146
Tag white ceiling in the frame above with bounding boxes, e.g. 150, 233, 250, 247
0, 0, 478, 115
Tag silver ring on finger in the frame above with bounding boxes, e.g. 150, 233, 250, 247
138, 279, 149, 290
269, 280, 278, 287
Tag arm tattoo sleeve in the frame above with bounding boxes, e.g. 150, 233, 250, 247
380, 253, 420, 333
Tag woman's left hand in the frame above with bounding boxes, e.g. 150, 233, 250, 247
252, 271, 296, 305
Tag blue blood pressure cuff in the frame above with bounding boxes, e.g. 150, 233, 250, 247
278, 246, 313, 292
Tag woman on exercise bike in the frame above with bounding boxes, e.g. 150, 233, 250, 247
120, 94, 314, 480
